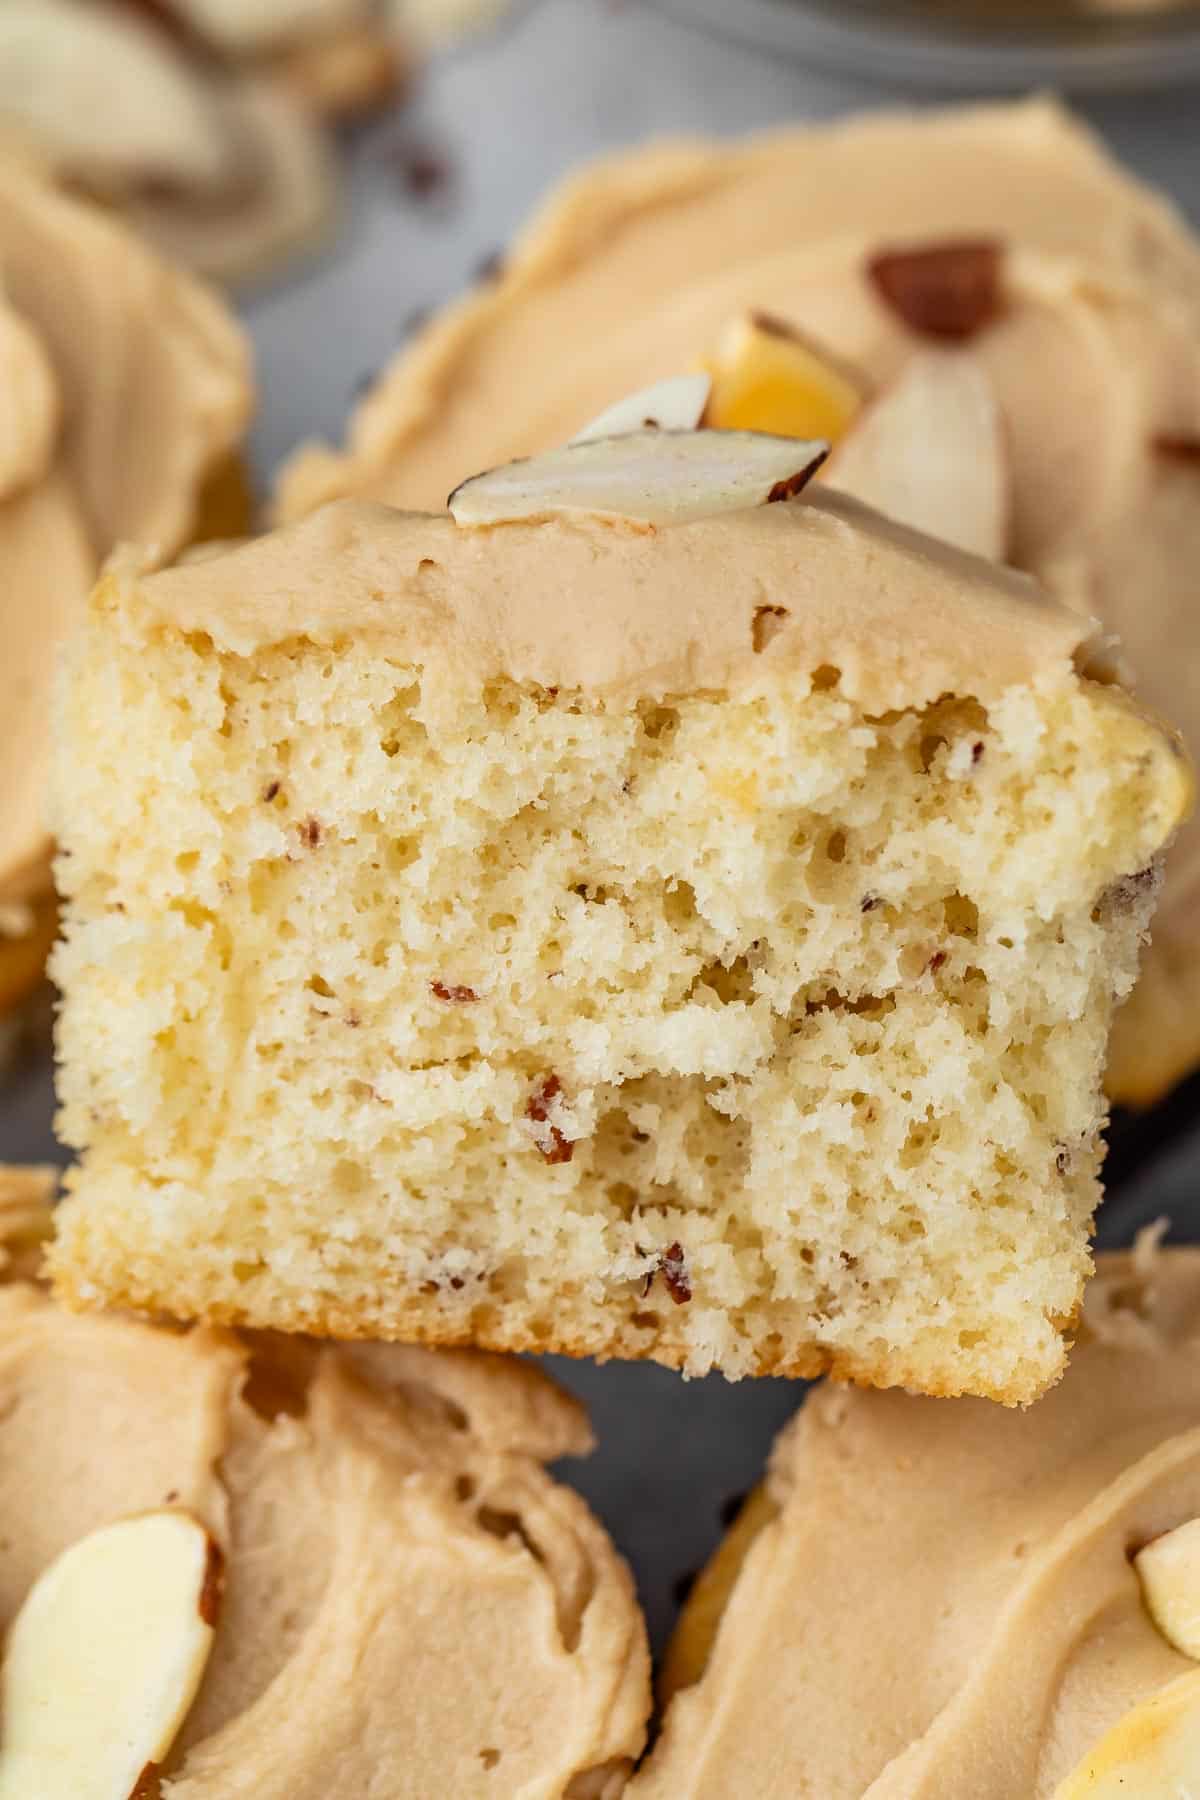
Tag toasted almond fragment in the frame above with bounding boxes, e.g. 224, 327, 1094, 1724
1135, 1517, 1200, 1659
0, 1511, 219, 1800
702, 312, 869, 443
448, 430, 828, 528
867, 239, 1004, 341
571, 374, 711, 444
1051, 1668, 1200, 1798
1155, 433, 1200, 465
826, 350, 1009, 561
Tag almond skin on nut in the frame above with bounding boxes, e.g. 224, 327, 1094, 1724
867, 241, 1004, 341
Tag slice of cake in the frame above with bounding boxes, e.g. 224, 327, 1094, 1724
635, 1240, 1200, 1798
50, 432, 1189, 1401
275, 98, 1200, 1108
0, 1167, 649, 1799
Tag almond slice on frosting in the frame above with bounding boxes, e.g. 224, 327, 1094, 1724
826, 350, 1010, 562
0, 1511, 221, 1800
448, 429, 828, 528
1051, 1668, 1200, 1798
570, 373, 711, 443
1134, 1516, 1200, 1659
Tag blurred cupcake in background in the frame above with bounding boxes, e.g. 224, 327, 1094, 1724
0, 154, 252, 1052
0, 0, 515, 284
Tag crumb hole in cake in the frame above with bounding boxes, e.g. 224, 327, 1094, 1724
630, 1310, 660, 1329
306, 974, 335, 998
478, 1749, 501, 1771
175, 850, 199, 875
639, 702, 680, 741
386, 838, 418, 872
919, 732, 947, 773
942, 893, 979, 939
692, 955, 754, 1005
417, 558, 438, 575
958, 1329, 985, 1349
663, 879, 698, 927
297, 816, 323, 850
824, 829, 846, 864
605, 1181, 638, 1217
332, 1159, 366, 1197
810, 663, 841, 691
751, 604, 789, 653
455, 1474, 476, 1502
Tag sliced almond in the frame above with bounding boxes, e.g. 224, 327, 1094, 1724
1135, 1517, 1200, 1659
0, 1511, 221, 1800
1051, 1668, 1200, 1798
825, 350, 1009, 562
867, 240, 1004, 341
702, 312, 869, 444
570, 374, 711, 444
449, 430, 828, 528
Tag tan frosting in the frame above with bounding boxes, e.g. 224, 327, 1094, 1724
0, 1210, 648, 1795
275, 97, 1200, 1095
0, 157, 251, 909
0, 2, 339, 280
125, 486, 1097, 715
633, 1243, 1200, 1799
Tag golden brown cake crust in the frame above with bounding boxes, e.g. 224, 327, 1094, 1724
48, 1260, 1076, 1407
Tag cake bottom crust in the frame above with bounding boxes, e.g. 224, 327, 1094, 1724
48, 1242, 1077, 1408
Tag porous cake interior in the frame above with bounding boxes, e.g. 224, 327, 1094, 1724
52, 620, 1176, 1401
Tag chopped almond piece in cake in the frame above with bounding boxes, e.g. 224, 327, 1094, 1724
50, 431, 1189, 1402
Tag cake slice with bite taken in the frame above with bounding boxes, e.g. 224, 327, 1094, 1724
50, 427, 1189, 1402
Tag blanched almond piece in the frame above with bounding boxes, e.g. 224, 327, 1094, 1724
449, 430, 828, 528
1135, 1517, 1200, 1658
571, 374, 711, 443
703, 312, 869, 444
826, 350, 1009, 562
1051, 1668, 1200, 1798
0, 1511, 221, 1800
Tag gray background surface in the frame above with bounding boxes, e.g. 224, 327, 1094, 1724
6, 0, 1200, 1658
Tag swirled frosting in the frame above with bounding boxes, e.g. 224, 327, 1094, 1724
0, 1172, 648, 1799
0, 155, 250, 944
633, 1241, 1200, 1799
276, 98, 1200, 1101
